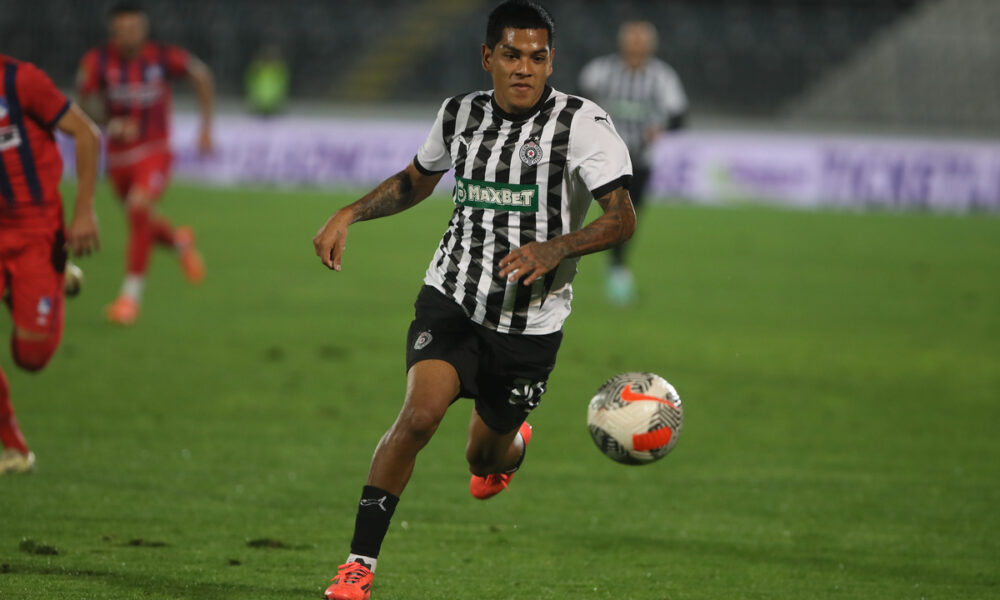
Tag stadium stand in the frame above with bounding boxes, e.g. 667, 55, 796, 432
786, 0, 1000, 133
8, 0, 999, 134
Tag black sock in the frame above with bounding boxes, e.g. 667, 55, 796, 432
349, 485, 400, 559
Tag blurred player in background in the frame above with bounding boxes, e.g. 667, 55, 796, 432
579, 20, 687, 306
313, 1, 634, 598
77, 1, 213, 325
0, 54, 101, 474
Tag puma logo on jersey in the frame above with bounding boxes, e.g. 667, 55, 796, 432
594, 114, 610, 123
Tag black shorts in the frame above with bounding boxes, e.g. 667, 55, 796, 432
405, 285, 563, 433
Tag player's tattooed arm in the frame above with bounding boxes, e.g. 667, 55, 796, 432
350, 170, 417, 222
499, 186, 636, 286
313, 162, 444, 271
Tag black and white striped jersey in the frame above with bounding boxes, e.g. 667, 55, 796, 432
578, 55, 688, 166
414, 86, 632, 335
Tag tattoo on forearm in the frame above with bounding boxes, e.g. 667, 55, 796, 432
556, 187, 636, 259
351, 170, 417, 223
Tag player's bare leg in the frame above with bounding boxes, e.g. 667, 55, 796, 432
467, 411, 532, 500
326, 360, 459, 599
466, 412, 523, 476
366, 359, 459, 495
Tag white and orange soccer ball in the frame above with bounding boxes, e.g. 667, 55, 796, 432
587, 372, 683, 465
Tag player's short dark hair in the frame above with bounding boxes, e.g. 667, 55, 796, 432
485, 1, 555, 49
108, 1, 146, 19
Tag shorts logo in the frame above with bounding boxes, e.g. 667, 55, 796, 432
508, 378, 547, 412
413, 331, 433, 350
519, 138, 543, 166
149, 171, 165, 193
36, 296, 52, 326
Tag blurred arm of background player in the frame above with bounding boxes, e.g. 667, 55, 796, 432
56, 104, 101, 256
186, 56, 215, 156
648, 64, 688, 146
313, 162, 444, 271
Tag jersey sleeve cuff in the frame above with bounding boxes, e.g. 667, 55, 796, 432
590, 174, 632, 199
413, 155, 449, 176
44, 100, 71, 129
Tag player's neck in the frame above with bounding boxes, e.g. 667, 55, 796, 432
623, 55, 648, 70
113, 44, 143, 60
491, 85, 552, 122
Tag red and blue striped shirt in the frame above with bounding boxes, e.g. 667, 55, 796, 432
78, 42, 190, 165
0, 54, 70, 232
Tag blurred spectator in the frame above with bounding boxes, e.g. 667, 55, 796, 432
245, 45, 289, 116
579, 21, 688, 306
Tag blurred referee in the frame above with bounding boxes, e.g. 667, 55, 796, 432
579, 21, 688, 305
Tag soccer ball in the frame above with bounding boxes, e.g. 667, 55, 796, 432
587, 372, 683, 465
64, 263, 84, 297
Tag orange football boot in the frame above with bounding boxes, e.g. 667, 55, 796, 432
470, 421, 532, 500
325, 561, 374, 600
105, 295, 140, 326
174, 226, 205, 284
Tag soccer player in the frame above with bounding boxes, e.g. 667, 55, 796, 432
0, 54, 101, 474
579, 20, 688, 305
77, 1, 213, 325
312, 2, 635, 598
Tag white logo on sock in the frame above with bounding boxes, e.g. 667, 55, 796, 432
359, 496, 389, 512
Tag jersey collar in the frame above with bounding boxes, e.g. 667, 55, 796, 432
490, 85, 553, 122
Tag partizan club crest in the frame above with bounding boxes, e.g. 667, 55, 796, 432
413, 330, 433, 350
519, 138, 543, 166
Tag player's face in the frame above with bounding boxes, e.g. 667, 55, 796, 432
109, 13, 149, 56
620, 23, 654, 68
482, 28, 554, 115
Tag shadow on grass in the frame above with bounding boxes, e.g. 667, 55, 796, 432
568, 531, 992, 588
1, 562, 314, 599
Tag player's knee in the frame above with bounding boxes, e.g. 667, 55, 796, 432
11, 333, 59, 372
394, 406, 443, 445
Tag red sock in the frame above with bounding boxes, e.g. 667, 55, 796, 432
0, 366, 30, 453
127, 205, 154, 275
151, 215, 176, 247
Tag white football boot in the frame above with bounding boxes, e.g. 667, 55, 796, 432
0, 448, 36, 474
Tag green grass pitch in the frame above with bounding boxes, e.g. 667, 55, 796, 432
1, 181, 998, 599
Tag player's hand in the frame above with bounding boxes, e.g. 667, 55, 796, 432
107, 117, 139, 143
66, 208, 100, 257
313, 210, 352, 271
498, 240, 565, 286
197, 127, 214, 156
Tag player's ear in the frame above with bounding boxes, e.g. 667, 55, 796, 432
482, 44, 493, 72
547, 47, 555, 77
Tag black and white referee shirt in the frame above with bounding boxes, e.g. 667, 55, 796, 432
414, 86, 632, 335
578, 55, 687, 167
